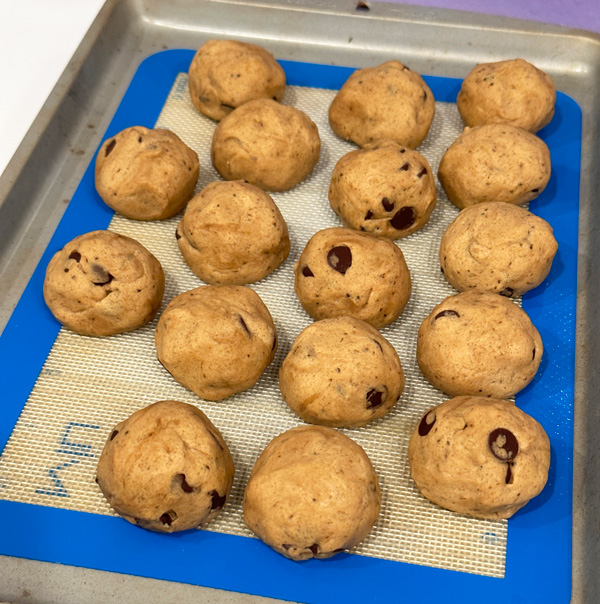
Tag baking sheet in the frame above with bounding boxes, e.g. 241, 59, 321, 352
0, 50, 580, 603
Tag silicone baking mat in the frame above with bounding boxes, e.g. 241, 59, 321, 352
0, 50, 579, 603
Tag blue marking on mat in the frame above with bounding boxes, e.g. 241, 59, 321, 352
0, 49, 579, 603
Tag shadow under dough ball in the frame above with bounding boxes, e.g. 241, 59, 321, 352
211, 98, 321, 192
96, 400, 235, 532
155, 285, 277, 401
408, 396, 550, 519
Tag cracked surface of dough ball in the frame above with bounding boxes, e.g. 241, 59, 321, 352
95, 126, 199, 220
329, 140, 437, 238
294, 228, 411, 329
457, 58, 556, 133
243, 425, 381, 560
188, 39, 286, 121
438, 124, 551, 209
279, 316, 404, 427
329, 61, 435, 148
155, 285, 277, 400
440, 202, 558, 297
176, 180, 290, 285
211, 99, 321, 192
409, 396, 550, 519
96, 400, 235, 532
417, 290, 542, 398
43, 230, 164, 336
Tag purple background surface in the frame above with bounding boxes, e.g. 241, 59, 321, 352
384, 0, 600, 35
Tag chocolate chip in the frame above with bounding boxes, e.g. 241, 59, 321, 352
160, 510, 177, 526
434, 309, 459, 320
531, 188, 539, 193
417, 167, 427, 178
90, 263, 114, 286
355, 1, 369, 11
175, 230, 181, 240
532, 348, 536, 361
327, 246, 352, 275
499, 287, 514, 297
365, 210, 373, 220
271, 335, 277, 351
505, 464, 513, 484
302, 265, 315, 277
418, 410, 436, 436
282, 544, 292, 550
488, 428, 519, 462
209, 490, 226, 510
238, 315, 251, 336
138, 136, 143, 143
422, 90, 428, 101
309, 543, 319, 555
399, 162, 410, 171
382, 197, 394, 212
105, 139, 116, 157
178, 474, 193, 493
390, 206, 416, 230
110, 430, 119, 441
69, 251, 81, 262
366, 388, 386, 409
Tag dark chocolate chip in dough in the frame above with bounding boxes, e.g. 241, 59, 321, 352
418, 410, 436, 436
105, 139, 116, 157
499, 287, 514, 297
488, 428, 519, 462
309, 543, 319, 555
210, 489, 227, 510
160, 509, 177, 526
327, 246, 353, 275
366, 388, 386, 409
390, 206, 416, 230
239, 315, 251, 336
382, 197, 395, 212
178, 473, 194, 493
434, 309, 459, 320
69, 251, 81, 262
365, 210, 374, 220
302, 266, 315, 277
110, 430, 119, 441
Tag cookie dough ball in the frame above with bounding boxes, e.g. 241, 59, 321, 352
438, 124, 551, 209
211, 99, 321, 192
155, 285, 277, 400
188, 39, 286, 122
243, 425, 381, 560
457, 58, 556, 133
329, 140, 437, 238
440, 202, 558, 297
417, 290, 542, 398
409, 396, 550, 519
329, 61, 435, 148
96, 400, 235, 532
95, 126, 199, 220
279, 317, 404, 428
176, 180, 290, 285
294, 228, 411, 329
43, 230, 164, 336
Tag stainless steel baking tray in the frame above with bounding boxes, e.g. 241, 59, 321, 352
1, 1, 599, 602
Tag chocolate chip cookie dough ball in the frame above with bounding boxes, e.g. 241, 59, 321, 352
279, 317, 404, 428
43, 230, 164, 336
176, 180, 290, 285
329, 61, 435, 148
457, 58, 556, 133
243, 425, 381, 560
96, 400, 235, 532
294, 228, 411, 329
329, 140, 437, 238
211, 99, 321, 192
438, 124, 551, 209
188, 39, 286, 122
155, 285, 277, 401
95, 126, 199, 220
417, 290, 543, 398
408, 396, 550, 519
440, 202, 558, 297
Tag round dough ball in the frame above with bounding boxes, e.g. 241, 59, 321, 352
329, 61, 435, 148
188, 39, 286, 121
417, 290, 542, 398
43, 230, 164, 336
408, 396, 550, 519
294, 228, 411, 329
211, 99, 321, 192
440, 202, 558, 297
155, 285, 277, 400
96, 400, 235, 532
243, 425, 381, 560
329, 140, 437, 238
457, 58, 556, 133
279, 317, 404, 428
95, 126, 199, 220
438, 124, 551, 209
176, 180, 290, 285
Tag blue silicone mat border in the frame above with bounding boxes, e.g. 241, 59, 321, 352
0, 50, 580, 603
